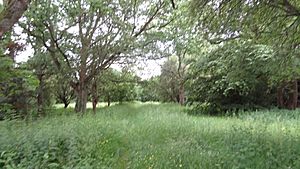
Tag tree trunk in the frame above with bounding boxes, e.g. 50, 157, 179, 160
91, 78, 98, 114
290, 80, 298, 109
277, 80, 298, 110
92, 99, 97, 114
74, 76, 87, 114
74, 55, 88, 114
0, 0, 30, 38
277, 85, 284, 108
63, 102, 69, 109
107, 95, 111, 107
92, 96, 98, 114
179, 84, 185, 106
75, 86, 87, 114
37, 75, 45, 116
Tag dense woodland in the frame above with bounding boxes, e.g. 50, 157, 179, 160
1, 0, 300, 168
1, 0, 300, 118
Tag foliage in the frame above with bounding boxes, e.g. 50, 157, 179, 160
27, 52, 57, 114
98, 69, 139, 103
1, 103, 300, 168
0, 57, 39, 119
138, 77, 160, 102
0, 31, 38, 119
156, 1, 202, 105
188, 41, 282, 115
188, 0, 300, 112
21, 0, 174, 113
190, 0, 300, 50
53, 75, 75, 109
159, 57, 181, 102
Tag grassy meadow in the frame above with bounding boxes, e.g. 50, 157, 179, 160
1, 102, 300, 168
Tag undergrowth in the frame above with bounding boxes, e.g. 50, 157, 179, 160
0, 103, 300, 168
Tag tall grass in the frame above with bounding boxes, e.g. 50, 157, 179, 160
1, 103, 300, 168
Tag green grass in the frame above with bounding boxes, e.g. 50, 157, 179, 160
1, 103, 300, 168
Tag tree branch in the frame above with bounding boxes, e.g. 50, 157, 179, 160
134, 1, 165, 37
170, 0, 176, 9
0, 0, 30, 38
43, 21, 72, 69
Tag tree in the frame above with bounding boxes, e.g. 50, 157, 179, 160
0, 0, 30, 38
21, 0, 173, 113
159, 54, 191, 105
190, 0, 300, 52
158, 1, 198, 105
138, 77, 160, 102
159, 58, 180, 103
0, 32, 38, 119
97, 68, 138, 109
27, 52, 55, 116
190, 0, 300, 110
54, 75, 75, 109
188, 41, 299, 114
0, 56, 38, 119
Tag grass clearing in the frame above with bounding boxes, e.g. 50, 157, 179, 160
1, 103, 300, 168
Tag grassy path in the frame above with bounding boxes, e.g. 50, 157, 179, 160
1, 103, 300, 168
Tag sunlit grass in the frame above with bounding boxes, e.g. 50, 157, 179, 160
54, 102, 118, 108
54, 101, 161, 109
1, 103, 300, 168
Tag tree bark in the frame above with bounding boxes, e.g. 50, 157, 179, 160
91, 78, 99, 114
0, 0, 30, 38
277, 85, 284, 108
92, 99, 97, 114
63, 102, 69, 109
291, 80, 298, 109
277, 80, 298, 109
74, 45, 88, 114
74, 84, 87, 114
74, 68, 88, 114
107, 95, 111, 107
179, 84, 185, 106
37, 75, 45, 116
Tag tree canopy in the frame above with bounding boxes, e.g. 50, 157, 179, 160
191, 0, 300, 49
1, 0, 300, 117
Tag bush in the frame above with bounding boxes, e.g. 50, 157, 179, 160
0, 57, 38, 120
188, 41, 279, 114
